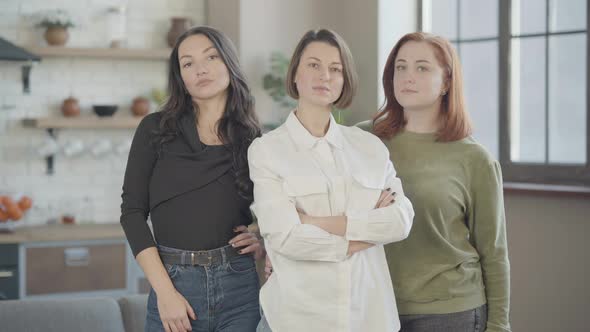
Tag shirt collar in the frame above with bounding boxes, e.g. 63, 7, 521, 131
285, 110, 344, 151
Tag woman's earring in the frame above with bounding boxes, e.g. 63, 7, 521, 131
441, 90, 447, 96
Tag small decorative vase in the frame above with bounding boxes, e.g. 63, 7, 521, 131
44, 26, 69, 46
167, 17, 192, 47
131, 97, 150, 117
61, 97, 80, 117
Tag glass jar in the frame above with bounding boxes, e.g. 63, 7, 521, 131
107, 5, 127, 48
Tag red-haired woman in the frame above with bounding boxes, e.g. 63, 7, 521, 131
358, 32, 511, 332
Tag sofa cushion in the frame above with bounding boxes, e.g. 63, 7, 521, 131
0, 297, 126, 332
118, 294, 148, 332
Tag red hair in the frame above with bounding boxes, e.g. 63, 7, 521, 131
373, 32, 472, 141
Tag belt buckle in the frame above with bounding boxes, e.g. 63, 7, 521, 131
201, 253, 212, 266
191, 251, 213, 266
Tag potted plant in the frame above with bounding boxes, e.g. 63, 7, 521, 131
262, 52, 297, 110
150, 88, 168, 107
34, 9, 75, 46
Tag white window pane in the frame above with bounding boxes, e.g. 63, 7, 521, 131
461, 41, 499, 158
460, 0, 499, 39
510, 37, 547, 163
548, 34, 587, 164
429, 0, 458, 40
512, 0, 547, 35
549, 0, 587, 32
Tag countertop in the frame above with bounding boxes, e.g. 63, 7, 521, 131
0, 223, 125, 244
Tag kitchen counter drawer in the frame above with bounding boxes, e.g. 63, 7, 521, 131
0, 266, 18, 300
25, 242, 126, 295
0, 244, 18, 265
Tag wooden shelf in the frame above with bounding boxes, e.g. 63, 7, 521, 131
22, 116, 142, 129
0, 224, 125, 244
27, 46, 171, 60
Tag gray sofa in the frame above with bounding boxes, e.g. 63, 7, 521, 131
0, 294, 148, 332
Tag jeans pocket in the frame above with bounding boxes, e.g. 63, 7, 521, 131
474, 304, 487, 332
164, 263, 180, 279
227, 254, 256, 274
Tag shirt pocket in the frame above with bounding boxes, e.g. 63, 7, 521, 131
348, 173, 384, 212
282, 175, 331, 216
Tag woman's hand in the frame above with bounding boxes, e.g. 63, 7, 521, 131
264, 255, 273, 280
347, 241, 374, 256
375, 188, 396, 209
157, 288, 196, 332
297, 209, 311, 224
229, 225, 266, 260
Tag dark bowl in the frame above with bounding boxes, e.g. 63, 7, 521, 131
92, 105, 118, 117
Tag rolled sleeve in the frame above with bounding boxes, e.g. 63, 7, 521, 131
345, 160, 414, 244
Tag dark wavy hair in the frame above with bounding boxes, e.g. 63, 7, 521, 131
155, 26, 261, 201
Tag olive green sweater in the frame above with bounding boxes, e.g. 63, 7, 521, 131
358, 121, 511, 332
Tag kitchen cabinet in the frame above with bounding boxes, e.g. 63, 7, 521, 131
0, 244, 19, 300
25, 242, 126, 296
0, 224, 145, 300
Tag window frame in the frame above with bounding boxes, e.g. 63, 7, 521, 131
418, 0, 590, 187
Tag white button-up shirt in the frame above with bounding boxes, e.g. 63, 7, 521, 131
248, 111, 414, 332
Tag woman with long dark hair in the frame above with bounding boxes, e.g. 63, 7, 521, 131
120, 26, 263, 332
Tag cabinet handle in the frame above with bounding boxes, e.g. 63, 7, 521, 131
0, 270, 14, 278
64, 247, 90, 266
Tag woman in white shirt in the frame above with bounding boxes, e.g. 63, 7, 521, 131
248, 29, 415, 332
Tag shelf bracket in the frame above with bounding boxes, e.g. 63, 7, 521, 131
46, 128, 56, 175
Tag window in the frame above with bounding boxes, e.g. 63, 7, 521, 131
420, 0, 590, 186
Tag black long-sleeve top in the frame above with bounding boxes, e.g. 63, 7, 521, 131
120, 111, 253, 257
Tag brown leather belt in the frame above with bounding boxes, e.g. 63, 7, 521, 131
159, 245, 241, 266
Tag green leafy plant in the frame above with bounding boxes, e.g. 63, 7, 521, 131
34, 9, 76, 29
150, 88, 168, 106
262, 52, 297, 109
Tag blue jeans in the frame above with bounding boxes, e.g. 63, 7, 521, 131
146, 245, 260, 332
399, 304, 487, 332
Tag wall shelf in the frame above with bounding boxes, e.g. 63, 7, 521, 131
22, 116, 142, 175
22, 116, 142, 129
26, 46, 171, 61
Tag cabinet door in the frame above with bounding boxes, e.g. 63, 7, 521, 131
26, 243, 126, 295
0, 266, 18, 300
0, 244, 19, 300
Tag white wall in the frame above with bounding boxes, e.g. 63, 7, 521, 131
0, 0, 205, 224
505, 192, 590, 332
238, 0, 322, 125
206, 0, 241, 50
207, 0, 417, 126
378, 0, 418, 108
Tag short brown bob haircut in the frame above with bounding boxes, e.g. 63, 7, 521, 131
285, 28, 358, 109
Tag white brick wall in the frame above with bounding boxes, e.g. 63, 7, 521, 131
0, 0, 205, 226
